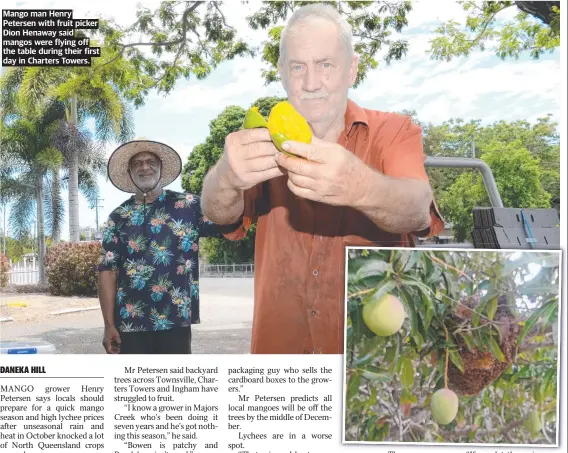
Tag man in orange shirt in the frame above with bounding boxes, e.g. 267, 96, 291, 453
201, 4, 444, 354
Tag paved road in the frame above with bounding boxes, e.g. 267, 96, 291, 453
0, 278, 254, 354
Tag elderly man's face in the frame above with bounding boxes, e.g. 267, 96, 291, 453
129, 152, 161, 192
280, 18, 358, 129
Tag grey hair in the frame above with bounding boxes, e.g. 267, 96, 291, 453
278, 3, 354, 68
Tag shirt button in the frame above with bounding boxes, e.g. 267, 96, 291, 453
313, 269, 318, 276
311, 310, 316, 316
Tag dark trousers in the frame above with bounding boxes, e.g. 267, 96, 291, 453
119, 326, 192, 354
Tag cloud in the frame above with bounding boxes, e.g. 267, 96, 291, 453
157, 58, 287, 114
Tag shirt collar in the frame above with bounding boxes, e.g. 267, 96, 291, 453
131, 189, 167, 205
344, 98, 369, 138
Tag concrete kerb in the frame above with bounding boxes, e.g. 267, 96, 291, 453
49, 306, 100, 316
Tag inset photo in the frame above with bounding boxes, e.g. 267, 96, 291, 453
343, 248, 561, 446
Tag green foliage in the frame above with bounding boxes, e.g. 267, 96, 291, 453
87, 1, 414, 93
45, 241, 102, 296
249, 1, 412, 86
84, 1, 559, 99
406, 113, 560, 241
1, 65, 133, 244
182, 97, 284, 264
439, 142, 551, 242
0, 236, 34, 264
345, 249, 559, 443
0, 254, 10, 288
428, 1, 560, 62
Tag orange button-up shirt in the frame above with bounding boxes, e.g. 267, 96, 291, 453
224, 99, 444, 354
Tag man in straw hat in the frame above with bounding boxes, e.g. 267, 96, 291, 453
201, 4, 444, 354
98, 139, 234, 354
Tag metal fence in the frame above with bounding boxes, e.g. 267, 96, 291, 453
3, 260, 254, 286
199, 263, 254, 278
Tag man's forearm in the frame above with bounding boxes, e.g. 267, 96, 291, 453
201, 158, 245, 225
353, 166, 432, 234
98, 271, 117, 328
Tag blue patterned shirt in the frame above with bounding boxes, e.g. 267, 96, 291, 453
97, 190, 227, 333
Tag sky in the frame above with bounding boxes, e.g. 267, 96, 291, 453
0, 0, 563, 241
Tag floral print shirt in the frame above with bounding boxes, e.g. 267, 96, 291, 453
97, 190, 226, 333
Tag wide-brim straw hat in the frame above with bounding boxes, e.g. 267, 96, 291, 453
107, 139, 182, 193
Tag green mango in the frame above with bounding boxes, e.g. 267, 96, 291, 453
243, 107, 267, 129
270, 132, 296, 157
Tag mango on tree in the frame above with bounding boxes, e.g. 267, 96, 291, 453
430, 388, 459, 425
523, 411, 542, 436
362, 293, 405, 337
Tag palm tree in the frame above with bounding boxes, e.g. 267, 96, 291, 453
0, 66, 134, 242
0, 102, 64, 284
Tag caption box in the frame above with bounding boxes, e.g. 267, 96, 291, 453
2, 9, 100, 66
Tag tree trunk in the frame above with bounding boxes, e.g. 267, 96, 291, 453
36, 173, 46, 285
51, 169, 61, 243
68, 94, 80, 242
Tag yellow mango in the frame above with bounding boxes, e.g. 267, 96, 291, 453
267, 101, 312, 156
242, 101, 312, 158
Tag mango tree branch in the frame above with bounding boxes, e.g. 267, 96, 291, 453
99, 1, 205, 68
463, 4, 512, 47
426, 254, 473, 281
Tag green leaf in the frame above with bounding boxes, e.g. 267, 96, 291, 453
474, 413, 483, 428
416, 291, 435, 331
394, 250, 411, 272
388, 335, 401, 375
487, 336, 505, 362
403, 251, 420, 272
384, 344, 396, 363
362, 279, 397, 306
478, 280, 491, 291
360, 370, 391, 383
460, 333, 475, 351
367, 385, 377, 409
401, 357, 414, 389
517, 283, 558, 296
518, 301, 555, 345
355, 352, 376, 367
540, 298, 559, 329
400, 276, 435, 298
472, 296, 493, 327
356, 259, 393, 280
502, 253, 554, 275
398, 288, 418, 339
400, 388, 418, 405
347, 375, 361, 401
413, 332, 425, 349
533, 382, 544, 403
543, 368, 556, 392
483, 389, 491, 407
449, 349, 465, 374
426, 266, 442, 285
487, 297, 498, 320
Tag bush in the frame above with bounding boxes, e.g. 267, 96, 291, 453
0, 254, 11, 288
45, 241, 102, 296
